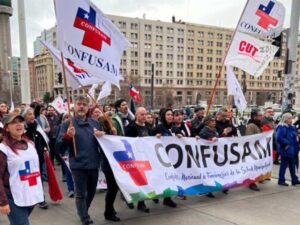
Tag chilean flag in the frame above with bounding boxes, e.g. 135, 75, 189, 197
129, 82, 141, 103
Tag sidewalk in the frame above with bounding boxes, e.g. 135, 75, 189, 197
1, 164, 299, 225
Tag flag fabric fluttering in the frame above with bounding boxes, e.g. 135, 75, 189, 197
238, 0, 285, 38
88, 83, 98, 102
224, 31, 278, 77
50, 95, 68, 114
97, 81, 112, 101
41, 40, 103, 90
226, 66, 247, 112
44, 151, 63, 202
9, 101, 14, 113
54, 0, 130, 88
129, 83, 141, 103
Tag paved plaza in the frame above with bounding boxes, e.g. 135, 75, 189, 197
1, 165, 300, 225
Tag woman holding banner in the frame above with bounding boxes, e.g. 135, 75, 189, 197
153, 108, 178, 208
0, 113, 44, 225
276, 113, 300, 186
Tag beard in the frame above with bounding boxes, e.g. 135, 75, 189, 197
77, 111, 86, 117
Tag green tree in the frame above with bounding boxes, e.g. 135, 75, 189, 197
43, 92, 52, 104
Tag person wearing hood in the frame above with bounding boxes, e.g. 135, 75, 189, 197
246, 109, 263, 191
152, 108, 179, 208
22, 107, 50, 209
172, 109, 191, 137
276, 113, 300, 186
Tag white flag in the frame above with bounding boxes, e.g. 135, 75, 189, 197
225, 31, 278, 77
50, 95, 67, 114
88, 83, 98, 101
97, 81, 111, 101
226, 66, 247, 112
54, 0, 130, 88
9, 101, 14, 113
238, 0, 285, 37
41, 40, 103, 90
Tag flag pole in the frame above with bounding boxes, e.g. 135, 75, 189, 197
60, 52, 77, 156
206, 0, 249, 115
64, 66, 116, 133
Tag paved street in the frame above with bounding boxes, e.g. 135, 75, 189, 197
1, 164, 300, 225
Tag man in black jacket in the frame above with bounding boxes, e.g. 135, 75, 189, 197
125, 107, 152, 213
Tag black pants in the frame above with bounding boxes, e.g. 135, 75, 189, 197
72, 169, 99, 222
102, 166, 119, 217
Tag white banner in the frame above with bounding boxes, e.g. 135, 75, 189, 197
96, 171, 107, 190
97, 132, 273, 203
54, 0, 130, 88
238, 0, 285, 37
225, 31, 278, 77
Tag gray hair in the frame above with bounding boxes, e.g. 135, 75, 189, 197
74, 95, 89, 104
279, 113, 293, 126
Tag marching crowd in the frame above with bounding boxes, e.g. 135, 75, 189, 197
0, 97, 300, 225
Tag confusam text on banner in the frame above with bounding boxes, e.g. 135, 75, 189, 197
224, 31, 278, 77
97, 132, 273, 203
226, 66, 247, 112
41, 40, 103, 90
238, 0, 285, 37
54, 0, 130, 88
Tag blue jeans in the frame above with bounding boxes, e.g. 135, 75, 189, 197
72, 169, 98, 222
7, 192, 34, 225
62, 160, 74, 192
279, 156, 299, 184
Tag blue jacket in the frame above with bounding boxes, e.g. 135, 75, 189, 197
56, 116, 102, 170
276, 125, 299, 158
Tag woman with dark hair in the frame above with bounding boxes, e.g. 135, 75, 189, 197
153, 108, 178, 208
0, 113, 44, 225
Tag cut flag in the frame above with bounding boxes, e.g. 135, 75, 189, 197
224, 31, 278, 77
226, 66, 247, 112
54, 0, 130, 88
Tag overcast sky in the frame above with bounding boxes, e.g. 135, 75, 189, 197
9, 0, 293, 57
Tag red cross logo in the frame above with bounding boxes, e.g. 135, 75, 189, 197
114, 140, 152, 186
19, 161, 40, 186
74, 6, 111, 51
256, 1, 278, 30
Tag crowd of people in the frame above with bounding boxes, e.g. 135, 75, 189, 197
0, 98, 300, 225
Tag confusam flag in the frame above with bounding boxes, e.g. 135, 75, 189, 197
226, 66, 247, 112
97, 81, 111, 101
54, 0, 130, 88
224, 31, 278, 77
238, 0, 285, 37
41, 40, 103, 90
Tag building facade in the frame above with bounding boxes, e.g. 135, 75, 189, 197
32, 15, 300, 108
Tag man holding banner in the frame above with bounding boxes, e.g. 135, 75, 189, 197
125, 107, 153, 213
56, 95, 105, 225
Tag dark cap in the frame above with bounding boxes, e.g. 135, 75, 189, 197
203, 115, 215, 124
3, 113, 25, 127
194, 106, 205, 112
